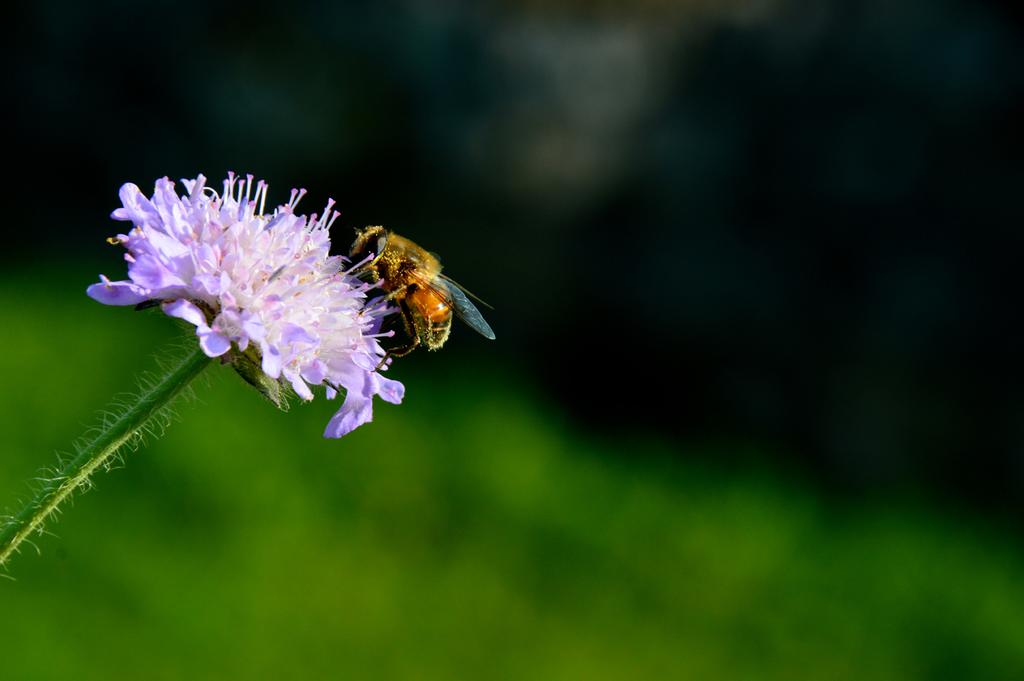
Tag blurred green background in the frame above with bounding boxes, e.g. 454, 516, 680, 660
4, 0, 1024, 678
3, 267, 1024, 679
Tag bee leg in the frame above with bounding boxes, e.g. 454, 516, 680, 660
376, 336, 419, 370
376, 303, 420, 370
381, 284, 410, 302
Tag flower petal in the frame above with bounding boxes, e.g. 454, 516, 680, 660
199, 329, 231, 357
323, 391, 373, 438
281, 323, 318, 346
86, 277, 150, 306
129, 254, 186, 291
374, 375, 405, 405
261, 343, 282, 379
284, 370, 314, 401
111, 182, 160, 226
162, 299, 208, 328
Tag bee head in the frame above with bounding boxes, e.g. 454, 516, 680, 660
349, 225, 389, 274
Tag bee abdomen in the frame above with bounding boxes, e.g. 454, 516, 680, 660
423, 322, 452, 351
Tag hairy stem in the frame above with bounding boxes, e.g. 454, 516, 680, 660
0, 344, 212, 569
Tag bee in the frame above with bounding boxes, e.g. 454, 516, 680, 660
349, 226, 495, 362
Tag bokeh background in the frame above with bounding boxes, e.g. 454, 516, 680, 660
3, 0, 1024, 678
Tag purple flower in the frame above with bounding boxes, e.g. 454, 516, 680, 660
88, 173, 404, 438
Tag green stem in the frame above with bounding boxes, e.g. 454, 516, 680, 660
0, 344, 212, 569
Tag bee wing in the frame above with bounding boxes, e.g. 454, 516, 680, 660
445, 282, 496, 340
438, 273, 494, 310
406, 271, 496, 340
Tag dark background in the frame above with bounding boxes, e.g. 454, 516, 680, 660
3, 1, 1024, 677
9, 0, 1023, 509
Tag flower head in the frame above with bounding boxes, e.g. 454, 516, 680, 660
88, 173, 403, 438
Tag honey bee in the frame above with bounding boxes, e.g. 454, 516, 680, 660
349, 226, 495, 362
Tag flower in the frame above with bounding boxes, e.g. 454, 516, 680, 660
87, 173, 404, 438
